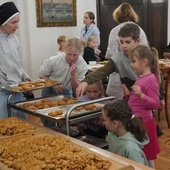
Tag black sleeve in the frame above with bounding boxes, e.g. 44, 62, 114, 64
83, 48, 96, 64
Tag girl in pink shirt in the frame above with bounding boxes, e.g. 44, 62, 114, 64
123, 45, 161, 168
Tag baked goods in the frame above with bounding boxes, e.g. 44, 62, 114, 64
84, 104, 95, 111
18, 97, 78, 111
0, 117, 36, 136
11, 86, 23, 92
75, 106, 84, 111
11, 79, 61, 92
48, 110, 63, 117
0, 134, 111, 170
159, 62, 169, 69
95, 105, 103, 110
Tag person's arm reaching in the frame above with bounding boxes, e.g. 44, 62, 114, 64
76, 59, 116, 97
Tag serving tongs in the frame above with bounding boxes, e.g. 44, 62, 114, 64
0, 79, 12, 90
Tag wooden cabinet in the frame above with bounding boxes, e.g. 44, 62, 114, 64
96, 0, 168, 58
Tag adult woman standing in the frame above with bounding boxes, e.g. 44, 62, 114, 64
0, 2, 32, 119
105, 3, 148, 59
80, 11, 100, 53
105, 3, 148, 99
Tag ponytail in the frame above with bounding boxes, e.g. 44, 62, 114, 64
127, 116, 147, 142
150, 47, 161, 84
103, 100, 147, 142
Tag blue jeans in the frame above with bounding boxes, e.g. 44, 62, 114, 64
0, 90, 27, 119
41, 87, 73, 128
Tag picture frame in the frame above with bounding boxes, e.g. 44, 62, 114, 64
36, 0, 77, 27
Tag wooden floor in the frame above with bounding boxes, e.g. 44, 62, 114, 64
154, 109, 170, 170
154, 80, 170, 170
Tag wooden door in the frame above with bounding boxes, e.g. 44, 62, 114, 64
96, 0, 168, 58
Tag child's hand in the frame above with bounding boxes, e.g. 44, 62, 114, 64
96, 49, 101, 56
76, 82, 88, 97
123, 84, 130, 96
159, 99, 165, 111
55, 85, 63, 93
96, 56, 101, 62
131, 85, 144, 99
92, 117, 103, 128
69, 63, 77, 75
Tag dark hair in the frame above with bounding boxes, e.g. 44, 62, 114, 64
103, 100, 147, 142
85, 11, 95, 24
130, 45, 161, 84
113, 3, 139, 24
118, 23, 140, 41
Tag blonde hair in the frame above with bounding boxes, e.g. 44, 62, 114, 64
130, 45, 161, 84
64, 37, 83, 52
86, 36, 97, 47
113, 3, 139, 24
57, 35, 68, 51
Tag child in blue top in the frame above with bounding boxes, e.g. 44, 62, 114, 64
102, 100, 149, 166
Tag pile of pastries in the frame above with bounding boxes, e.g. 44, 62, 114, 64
0, 134, 111, 170
0, 117, 36, 136
159, 62, 169, 69
17, 97, 77, 111
48, 110, 63, 117
75, 104, 103, 111
11, 79, 61, 92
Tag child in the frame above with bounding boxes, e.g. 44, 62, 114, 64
76, 23, 164, 103
56, 35, 68, 54
77, 81, 108, 139
123, 45, 161, 168
102, 100, 149, 166
83, 36, 101, 64
39, 37, 88, 128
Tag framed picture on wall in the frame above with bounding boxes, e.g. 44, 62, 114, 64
36, 0, 77, 27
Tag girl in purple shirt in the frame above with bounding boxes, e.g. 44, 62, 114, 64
123, 45, 161, 168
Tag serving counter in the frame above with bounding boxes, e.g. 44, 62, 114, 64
0, 117, 154, 170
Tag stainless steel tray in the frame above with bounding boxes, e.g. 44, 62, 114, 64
5, 79, 62, 93
15, 95, 80, 111
35, 103, 104, 119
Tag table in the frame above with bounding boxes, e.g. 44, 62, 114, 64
0, 118, 155, 170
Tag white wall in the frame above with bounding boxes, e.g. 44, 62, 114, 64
1, 0, 170, 79
17, 0, 97, 80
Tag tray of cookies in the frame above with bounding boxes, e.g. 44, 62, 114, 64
0, 117, 43, 137
35, 103, 104, 120
0, 129, 135, 170
9, 79, 62, 93
15, 95, 79, 111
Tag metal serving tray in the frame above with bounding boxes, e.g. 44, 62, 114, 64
35, 103, 104, 120
3, 79, 61, 93
15, 95, 80, 111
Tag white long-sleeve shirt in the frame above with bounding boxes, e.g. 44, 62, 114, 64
39, 52, 88, 90
0, 31, 29, 84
